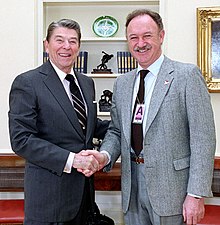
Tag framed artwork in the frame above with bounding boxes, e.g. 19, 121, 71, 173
197, 7, 220, 92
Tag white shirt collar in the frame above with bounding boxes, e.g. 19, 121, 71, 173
137, 54, 164, 77
49, 60, 76, 82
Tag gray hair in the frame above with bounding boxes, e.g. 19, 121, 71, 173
46, 19, 81, 44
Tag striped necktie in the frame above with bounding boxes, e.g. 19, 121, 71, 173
65, 74, 87, 134
131, 70, 149, 156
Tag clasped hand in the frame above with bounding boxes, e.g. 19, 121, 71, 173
72, 150, 108, 177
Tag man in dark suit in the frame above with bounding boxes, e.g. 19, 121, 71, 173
8, 19, 109, 225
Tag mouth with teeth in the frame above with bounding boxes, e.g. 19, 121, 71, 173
59, 53, 72, 57
134, 45, 151, 53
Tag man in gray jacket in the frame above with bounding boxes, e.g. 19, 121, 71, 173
82, 9, 216, 225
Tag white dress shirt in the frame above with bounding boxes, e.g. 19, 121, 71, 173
50, 61, 87, 173
132, 54, 164, 136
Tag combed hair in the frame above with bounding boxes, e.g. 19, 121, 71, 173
46, 19, 81, 44
125, 9, 164, 31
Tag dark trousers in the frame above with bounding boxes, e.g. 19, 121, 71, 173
24, 178, 91, 225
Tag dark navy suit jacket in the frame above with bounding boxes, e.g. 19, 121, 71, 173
9, 60, 109, 222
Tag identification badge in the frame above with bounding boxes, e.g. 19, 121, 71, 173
133, 104, 145, 124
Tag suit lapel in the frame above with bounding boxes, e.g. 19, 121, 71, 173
40, 61, 85, 139
121, 71, 136, 146
145, 57, 174, 133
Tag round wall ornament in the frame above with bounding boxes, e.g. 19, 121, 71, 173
92, 15, 119, 37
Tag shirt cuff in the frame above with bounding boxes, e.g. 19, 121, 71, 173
100, 150, 111, 165
63, 152, 75, 173
188, 193, 202, 199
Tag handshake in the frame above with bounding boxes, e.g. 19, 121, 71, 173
72, 150, 109, 177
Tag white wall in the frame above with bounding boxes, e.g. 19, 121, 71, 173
0, 0, 36, 151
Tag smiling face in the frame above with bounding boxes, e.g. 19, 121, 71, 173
44, 27, 80, 74
126, 14, 165, 69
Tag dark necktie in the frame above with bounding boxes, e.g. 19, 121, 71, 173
65, 74, 87, 133
131, 70, 149, 156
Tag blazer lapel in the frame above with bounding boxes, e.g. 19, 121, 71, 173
145, 57, 174, 133
121, 71, 136, 146
40, 61, 85, 139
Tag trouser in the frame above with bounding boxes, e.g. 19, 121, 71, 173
24, 178, 91, 225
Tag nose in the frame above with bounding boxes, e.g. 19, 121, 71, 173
63, 40, 71, 49
137, 37, 146, 47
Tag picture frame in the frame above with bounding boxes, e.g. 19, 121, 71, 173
197, 7, 220, 92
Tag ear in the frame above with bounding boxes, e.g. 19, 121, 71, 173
44, 39, 49, 53
159, 30, 165, 44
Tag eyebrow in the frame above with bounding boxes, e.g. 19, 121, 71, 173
128, 31, 153, 37
54, 35, 78, 40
